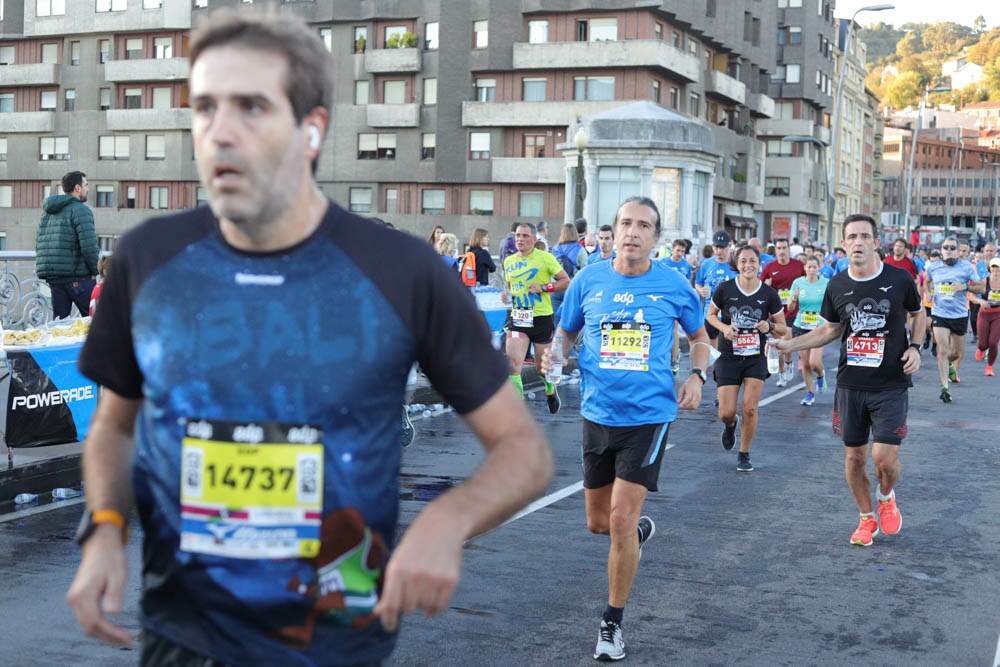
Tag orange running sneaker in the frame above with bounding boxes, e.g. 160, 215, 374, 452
850, 515, 879, 546
986, 365, 995, 377
975, 349, 984, 361
878, 494, 902, 535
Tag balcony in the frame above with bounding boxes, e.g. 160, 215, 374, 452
365, 104, 420, 128
106, 108, 192, 131
364, 48, 421, 74
0, 64, 59, 86
748, 92, 775, 118
104, 58, 188, 83
0, 112, 54, 133
757, 118, 831, 144
704, 70, 746, 106
491, 158, 564, 184
512, 40, 701, 82
462, 100, 623, 127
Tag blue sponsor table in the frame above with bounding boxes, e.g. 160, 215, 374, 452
0, 340, 97, 454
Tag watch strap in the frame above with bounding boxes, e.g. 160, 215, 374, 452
93, 509, 127, 530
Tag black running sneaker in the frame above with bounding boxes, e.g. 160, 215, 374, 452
939, 387, 952, 403
637, 515, 656, 560
546, 388, 561, 414
400, 407, 415, 448
721, 418, 738, 451
737, 452, 754, 472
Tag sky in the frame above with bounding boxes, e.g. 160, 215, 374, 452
835, 0, 1000, 29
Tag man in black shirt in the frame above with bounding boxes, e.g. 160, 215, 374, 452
777, 214, 926, 547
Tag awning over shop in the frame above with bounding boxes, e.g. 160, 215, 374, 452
725, 215, 757, 228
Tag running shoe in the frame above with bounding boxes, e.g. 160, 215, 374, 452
736, 452, 754, 472
801, 392, 815, 406
594, 620, 625, 661
850, 515, 879, 546
975, 349, 984, 362
816, 374, 826, 393
877, 494, 902, 535
721, 418, 738, 451
948, 363, 957, 382
546, 388, 561, 414
940, 387, 952, 403
671, 360, 680, 374
637, 515, 656, 560
775, 375, 788, 388
987, 365, 995, 377
400, 407, 415, 448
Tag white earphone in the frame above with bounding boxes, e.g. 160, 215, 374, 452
308, 126, 321, 150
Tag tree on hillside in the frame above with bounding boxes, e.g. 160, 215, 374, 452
966, 29, 1000, 65
896, 31, 924, 58
984, 58, 1000, 98
887, 71, 925, 109
921, 22, 974, 54
975, 16, 987, 34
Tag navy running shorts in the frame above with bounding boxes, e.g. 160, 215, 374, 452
833, 385, 908, 447
582, 419, 670, 492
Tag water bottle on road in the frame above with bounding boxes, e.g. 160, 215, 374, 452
14, 493, 38, 504
547, 332, 565, 385
52, 488, 82, 500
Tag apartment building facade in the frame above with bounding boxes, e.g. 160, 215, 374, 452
1, 0, 784, 251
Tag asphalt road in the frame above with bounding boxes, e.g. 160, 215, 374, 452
2, 338, 999, 666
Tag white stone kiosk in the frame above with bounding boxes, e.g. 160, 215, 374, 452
562, 101, 719, 248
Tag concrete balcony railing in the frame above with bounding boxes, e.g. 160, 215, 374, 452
757, 118, 831, 143
365, 103, 420, 128
0, 112, 55, 133
491, 157, 564, 184
513, 40, 701, 82
462, 100, 624, 127
363, 48, 421, 74
748, 92, 775, 118
0, 64, 59, 86
104, 57, 188, 82
704, 70, 746, 105
106, 108, 192, 131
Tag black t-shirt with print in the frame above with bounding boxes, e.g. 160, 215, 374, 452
711, 279, 783, 360
820, 262, 922, 390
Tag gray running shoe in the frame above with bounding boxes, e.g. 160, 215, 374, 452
737, 452, 754, 472
594, 620, 625, 661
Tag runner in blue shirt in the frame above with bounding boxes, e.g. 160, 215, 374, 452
788, 255, 830, 405
661, 239, 694, 372
695, 231, 738, 353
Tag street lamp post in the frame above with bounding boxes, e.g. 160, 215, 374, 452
903, 84, 951, 241
573, 126, 588, 221
785, 134, 833, 246
829, 4, 893, 246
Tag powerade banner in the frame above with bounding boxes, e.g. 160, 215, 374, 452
5, 343, 97, 448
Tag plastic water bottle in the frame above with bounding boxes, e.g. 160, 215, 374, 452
766, 340, 780, 375
422, 410, 432, 418
547, 333, 565, 385
52, 488, 82, 500
14, 493, 38, 504
526, 392, 536, 400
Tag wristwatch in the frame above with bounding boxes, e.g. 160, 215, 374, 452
908, 343, 922, 354
74, 508, 129, 546
690, 368, 707, 384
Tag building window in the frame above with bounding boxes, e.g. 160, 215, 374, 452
765, 177, 790, 196
421, 133, 435, 160
349, 187, 372, 213
469, 132, 490, 160
522, 78, 546, 102
528, 20, 548, 44
0, 185, 11, 208
383, 25, 406, 47
357, 133, 395, 160
473, 20, 488, 48
0, 137, 7, 160
143, 0, 163, 7
523, 134, 546, 158
354, 26, 367, 50
96, 0, 126, 10
149, 186, 168, 210
99, 39, 111, 63
655, 23, 663, 40
126, 186, 136, 208
41, 43, 58, 64
469, 190, 494, 215
707, 0, 716, 17
64, 89, 75, 111
573, 76, 614, 101
382, 80, 406, 105
36, 0, 66, 17
589, 18, 617, 41
0, 94, 13, 113
425, 22, 439, 50
423, 78, 437, 105
766, 139, 792, 157
196, 187, 208, 207
154, 37, 173, 59
354, 80, 369, 105
652, 80, 660, 104
40, 136, 70, 161
99, 88, 112, 110
475, 78, 496, 102
146, 135, 165, 160
152, 87, 171, 109
40, 90, 57, 110
0, 46, 14, 65
385, 188, 398, 214
96, 185, 114, 207
786, 64, 801, 83
577, 19, 589, 41
70, 41, 80, 65
318, 28, 332, 52
597, 167, 641, 231
125, 38, 143, 60
518, 191, 543, 217
789, 26, 802, 44
669, 86, 679, 109
124, 88, 142, 109
422, 189, 445, 215
99, 135, 129, 160
689, 92, 700, 116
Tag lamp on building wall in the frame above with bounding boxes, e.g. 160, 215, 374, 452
829, 4, 893, 245
785, 134, 833, 247
573, 126, 588, 221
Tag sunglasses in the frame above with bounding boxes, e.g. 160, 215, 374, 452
941, 245, 957, 250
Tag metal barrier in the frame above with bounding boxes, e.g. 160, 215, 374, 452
0, 251, 52, 330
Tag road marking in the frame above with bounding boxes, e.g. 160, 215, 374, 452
759, 382, 807, 406
994, 629, 1000, 667
0, 496, 84, 523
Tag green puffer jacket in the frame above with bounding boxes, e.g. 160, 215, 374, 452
36, 194, 100, 280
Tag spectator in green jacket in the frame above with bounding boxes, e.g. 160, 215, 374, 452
36, 171, 100, 319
